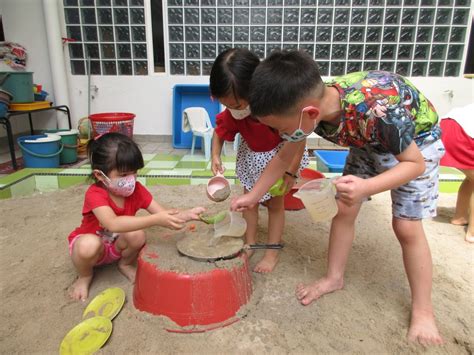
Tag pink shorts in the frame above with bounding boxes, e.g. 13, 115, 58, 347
68, 234, 122, 266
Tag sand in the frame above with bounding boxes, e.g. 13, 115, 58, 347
0, 184, 473, 354
211, 185, 231, 202
176, 231, 244, 262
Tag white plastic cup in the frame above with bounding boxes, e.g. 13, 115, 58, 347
210, 211, 247, 246
293, 178, 338, 222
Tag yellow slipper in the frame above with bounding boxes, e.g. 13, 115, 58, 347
59, 316, 112, 355
82, 287, 125, 320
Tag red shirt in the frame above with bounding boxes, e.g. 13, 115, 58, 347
214, 109, 282, 152
68, 181, 153, 242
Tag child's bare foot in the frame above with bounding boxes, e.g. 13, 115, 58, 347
69, 275, 93, 302
465, 231, 474, 243
295, 277, 344, 305
407, 309, 444, 346
253, 250, 279, 273
451, 217, 468, 226
244, 248, 255, 259
118, 261, 137, 283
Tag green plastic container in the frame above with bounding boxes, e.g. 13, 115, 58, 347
42, 129, 79, 164
0, 71, 34, 103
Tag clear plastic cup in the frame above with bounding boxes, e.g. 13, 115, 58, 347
210, 211, 247, 246
293, 178, 338, 222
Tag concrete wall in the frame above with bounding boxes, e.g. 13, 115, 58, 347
1, 0, 473, 141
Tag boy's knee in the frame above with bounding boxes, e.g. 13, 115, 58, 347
74, 235, 103, 259
392, 218, 423, 243
335, 201, 360, 220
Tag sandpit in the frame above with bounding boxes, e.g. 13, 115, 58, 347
0, 183, 472, 353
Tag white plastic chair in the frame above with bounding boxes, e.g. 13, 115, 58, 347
183, 107, 214, 160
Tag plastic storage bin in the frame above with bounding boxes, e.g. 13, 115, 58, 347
172, 84, 221, 149
314, 150, 349, 173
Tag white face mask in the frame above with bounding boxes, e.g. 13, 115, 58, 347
228, 106, 251, 120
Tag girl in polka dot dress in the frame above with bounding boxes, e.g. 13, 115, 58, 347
209, 48, 309, 273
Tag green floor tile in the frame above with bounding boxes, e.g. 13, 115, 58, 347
0, 187, 12, 199
145, 161, 179, 169
58, 168, 91, 175
223, 170, 236, 177
137, 177, 147, 185
145, 169, 193, 176
190, 178, 209, 185
150, 154, 182, 161
147, 177, 191, 186
35, 176, 59, 192
10, 177, 36, 197
175, 161, 208, 169
180, 154, 209, 162
0, 170, 34, 185
221, 155, 237, 162
142, 153, 156, 161
58, 176, 89, 189
223, 162, 236, 170
191, 170, 214, 177
439, 166, 462, 175
138, 168, 150, 175
439, 181, 461, 193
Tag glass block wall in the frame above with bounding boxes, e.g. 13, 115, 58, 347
64, 0, 148, 75
167, 0, 472, 76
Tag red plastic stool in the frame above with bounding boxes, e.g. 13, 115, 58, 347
133, 245, 253, 333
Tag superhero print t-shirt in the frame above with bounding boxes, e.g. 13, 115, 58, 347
315, 71, 440, 155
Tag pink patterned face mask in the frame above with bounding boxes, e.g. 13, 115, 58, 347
98, 171, 136, 197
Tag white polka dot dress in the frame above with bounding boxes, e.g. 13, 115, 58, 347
236, 139, 310, 202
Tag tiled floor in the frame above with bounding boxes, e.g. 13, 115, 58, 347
0, 135, 463, 199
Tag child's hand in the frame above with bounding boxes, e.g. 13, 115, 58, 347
155, 209, 186, 230
333, 175, 369, 206
211, 156, 224, 175
179, 207, 206, 221
281, 174, 297, 194
231, 194, 257, 212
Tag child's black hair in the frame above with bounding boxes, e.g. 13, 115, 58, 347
249, 50, 325, 117
209, 48, 260, 102
87, 132, 144, 177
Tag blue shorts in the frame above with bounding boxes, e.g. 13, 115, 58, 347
343, 139, 445, 220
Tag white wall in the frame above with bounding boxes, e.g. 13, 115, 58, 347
0, 0, 57, 138
67, 74, 209, 136
67, 75, 473, 137
1, 0, 473, 141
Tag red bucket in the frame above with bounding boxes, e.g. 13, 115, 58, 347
133, 246, 252, 332
284, 168, 325, 210
89, 112, 135, 138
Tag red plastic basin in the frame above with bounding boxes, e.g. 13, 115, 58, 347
133, 246, 252, 332
284, 168, 325, 210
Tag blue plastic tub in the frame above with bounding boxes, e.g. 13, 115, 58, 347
172, 84, 221, 149
17, 134, 63, 168
314, 150, 349, 173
